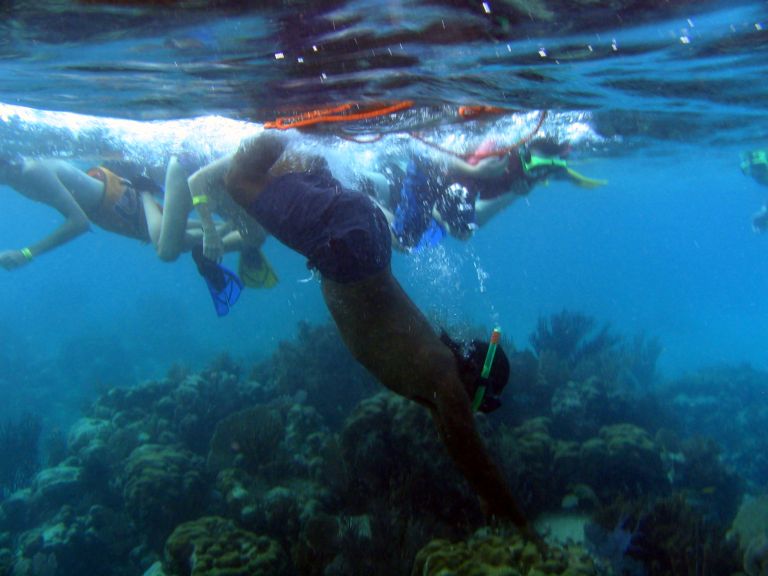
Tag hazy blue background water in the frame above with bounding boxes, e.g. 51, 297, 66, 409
1, 0, 767, 433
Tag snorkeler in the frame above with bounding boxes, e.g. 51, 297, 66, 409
740, 149, 768, 233
380, 138, 606, 251
0, 155, 200, 270
0, 153, 251, 315
225, 131, 534, 533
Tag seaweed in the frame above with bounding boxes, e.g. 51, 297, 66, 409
0, 412, 42, 499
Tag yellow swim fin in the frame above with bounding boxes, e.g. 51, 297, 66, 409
238, 248, 279, 289
567, 167, 608, 189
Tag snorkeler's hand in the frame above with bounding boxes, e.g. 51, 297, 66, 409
0, 249, 32, 271
202, 227, 224, 262
752, 206, 768, 233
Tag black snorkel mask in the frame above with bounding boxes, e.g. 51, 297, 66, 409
441, 327, 510, 414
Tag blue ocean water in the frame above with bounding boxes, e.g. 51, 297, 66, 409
0, 1, 767, 574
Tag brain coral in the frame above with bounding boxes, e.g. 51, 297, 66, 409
120, 444, 206, 541
163, 516, 288, 576
411, 530, 596, 576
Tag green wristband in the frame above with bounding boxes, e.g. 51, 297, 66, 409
20, 247, 33, 261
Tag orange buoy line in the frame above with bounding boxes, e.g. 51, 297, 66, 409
264, 102, 548, 162
264, 101, 415, 130
457, 105, 509, 118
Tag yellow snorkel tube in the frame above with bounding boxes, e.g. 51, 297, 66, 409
522, 152, 607, 189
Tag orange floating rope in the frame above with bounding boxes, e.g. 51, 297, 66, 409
457, 105, 509, 118
264, 101, 415, 130
264, 103, 549, 164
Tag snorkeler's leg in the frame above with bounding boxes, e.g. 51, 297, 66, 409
321, 271, 529, 529
221, 230, 244, 252
156, 155, 193, 261
142, 193, 163, 247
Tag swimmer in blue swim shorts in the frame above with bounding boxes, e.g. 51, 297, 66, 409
225, 131, 535, 535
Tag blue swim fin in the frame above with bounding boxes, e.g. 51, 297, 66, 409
392, 159, 435, 248
192, 245, 244, 317
414, 218, 445, 252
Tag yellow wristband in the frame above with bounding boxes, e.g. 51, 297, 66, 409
192, 195, 209, 206
20, 247, 33, 261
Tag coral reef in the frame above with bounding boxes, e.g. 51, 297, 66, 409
120, 443, 206, 544
627, 495, 741, 576
578, 424, 666, 502
662, 364, 768, 491
249, 322, 379, 428
207, 405, 285, 477
10, 504, 136, 576
508, 310, 665, 438
163, 516, 288, 576
0, 413, 42, 499
412, 529, 596, 576
341, 392, 479, 525
0, 318, 754, 576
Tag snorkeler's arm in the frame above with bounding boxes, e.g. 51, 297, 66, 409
448, 154, 509, 180
188, 154, 235, 261
473, 194, 522, 228
1, 161, 91, 269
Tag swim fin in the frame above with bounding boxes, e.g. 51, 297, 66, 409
192, 244, 244, 317
414, 218, 445, 252
238, 247, 278, 289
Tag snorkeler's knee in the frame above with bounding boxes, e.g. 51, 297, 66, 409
156, 243, 181, 262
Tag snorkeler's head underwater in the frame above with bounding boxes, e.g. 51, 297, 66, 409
441, 332, 510, 413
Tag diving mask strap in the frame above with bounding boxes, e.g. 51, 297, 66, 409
472, 327, 501, 412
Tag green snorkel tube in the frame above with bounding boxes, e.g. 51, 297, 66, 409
472, 327, 501, 412
521, 150, 607, 189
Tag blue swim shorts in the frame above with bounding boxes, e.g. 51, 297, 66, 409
243, 163, 392, 283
